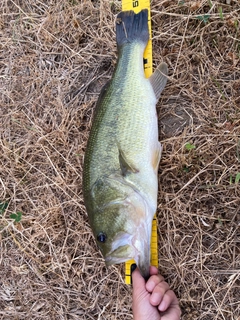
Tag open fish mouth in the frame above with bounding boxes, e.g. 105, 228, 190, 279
105, 244, 135, 265
104, 231, 135, 265
104, 229, 151, 279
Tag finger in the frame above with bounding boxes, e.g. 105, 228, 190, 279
149, 281, 170, 306
158, 289, 179, 312
146, 274, 165, 292
161, 303, 181, 320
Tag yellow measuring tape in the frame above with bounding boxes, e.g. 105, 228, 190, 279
122, 0, 158, 284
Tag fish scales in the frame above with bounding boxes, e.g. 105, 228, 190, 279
85, 45, 153, 180
83, 10, 168, 279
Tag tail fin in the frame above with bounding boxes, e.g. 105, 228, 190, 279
116, 10, 149, 48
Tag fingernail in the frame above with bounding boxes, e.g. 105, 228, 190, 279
159, 300, 166, 311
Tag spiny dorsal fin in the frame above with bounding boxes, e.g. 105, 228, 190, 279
149, 62, 168, 99
118, 148, 139, 176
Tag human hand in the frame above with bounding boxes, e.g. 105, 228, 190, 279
132, 266, 181, 320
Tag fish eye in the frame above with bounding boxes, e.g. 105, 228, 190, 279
97, 232, 107, 243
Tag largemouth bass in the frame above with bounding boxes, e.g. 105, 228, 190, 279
83, 9, 167, 279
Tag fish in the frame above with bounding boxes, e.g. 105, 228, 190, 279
83, 9, 168, 279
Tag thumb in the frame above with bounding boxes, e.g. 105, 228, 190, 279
132, 266, 146, 297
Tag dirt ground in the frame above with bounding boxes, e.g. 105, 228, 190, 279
0, 0, 239, 319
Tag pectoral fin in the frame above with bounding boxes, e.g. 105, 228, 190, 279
149, 62, 168, 99
119, 148, 139, 176
152, 142, 162, 173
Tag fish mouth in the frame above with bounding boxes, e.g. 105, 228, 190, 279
104, 225, 151, 279
104, 231, 135, 265
105, 243, 135, 265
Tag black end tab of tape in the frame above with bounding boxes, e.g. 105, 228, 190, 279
130, 263, 137, 284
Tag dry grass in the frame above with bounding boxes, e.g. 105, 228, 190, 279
0, 0, 239, 319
